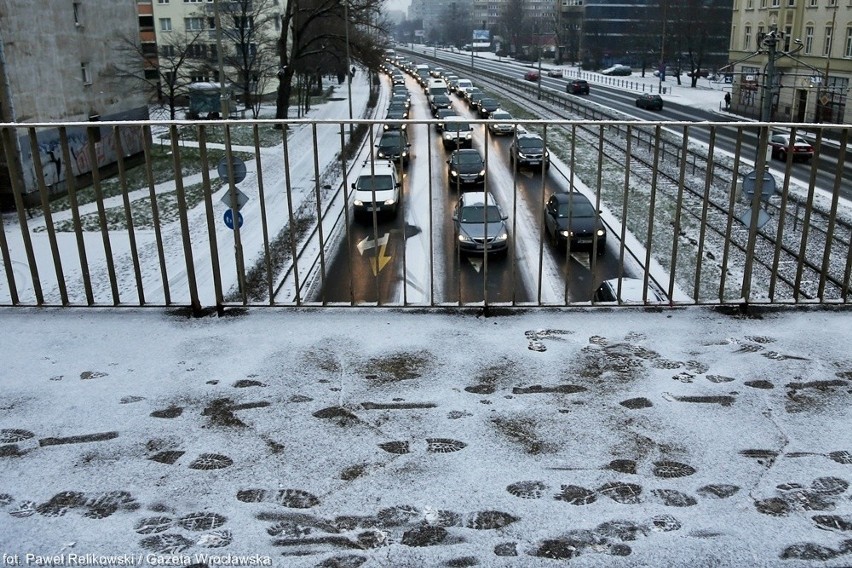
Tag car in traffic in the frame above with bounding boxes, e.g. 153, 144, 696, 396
392, 72, 406, 85
594, 278, 666, 304
383, 107, 408, 131
375, 130, 411, 165
434, 108, 456, 132
524, 70, 540, 81
452, 191, 510, 255
543, 192, 606, 256
509, 132, 550, 170
566, 79, 590, 95
476, 97, 500, 118
546, 68, 563, 78
463, 87, 483, 106
441, 117, 474, 149
446, 148, 486, 187
600, 64, 632, 76
445, 75, 460, 92
769, 133, 814, 162
352, 160, 401, 219
488, 110, 515, 136
635, 93, 664, 110
455, 79, 474, 96
429, 93, 453, 115
391, 85, 410, 104
387, 100, 409, 118
390, 93, 410, 109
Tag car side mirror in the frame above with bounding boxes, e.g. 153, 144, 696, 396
351, 183, 356, 189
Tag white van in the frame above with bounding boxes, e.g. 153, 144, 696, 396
427, 78, 448, 99
352, 161, 401, 218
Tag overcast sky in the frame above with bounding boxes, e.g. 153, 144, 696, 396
385, 0, 410, 14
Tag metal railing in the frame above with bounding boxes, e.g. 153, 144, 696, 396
0, 117, 849, 312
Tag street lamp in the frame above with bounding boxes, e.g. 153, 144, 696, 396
343, 0, 353, 136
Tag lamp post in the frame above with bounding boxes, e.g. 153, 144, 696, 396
342, 0, 354, 136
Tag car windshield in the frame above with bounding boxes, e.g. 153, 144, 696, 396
381, 133, 403, 146
453, 152, 483, 165
460, 205, 502, 223
445, 122, 471, 132
432, 95, 450, 104
558, 200, 596, 218
357, 175, 394, 190
492, 112, 511, 120
518, 137, 543, 150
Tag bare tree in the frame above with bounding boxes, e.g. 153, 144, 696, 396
275, 0, 389, 120
106, 30, 207, 119
499, 0, 526, 57
669, 0, 731, 87
208, 0, 281, 117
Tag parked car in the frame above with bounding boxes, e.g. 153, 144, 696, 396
434, 108, 457, 132
566, 79, 590, 95
476, 97, 500, 118
543, 192, 606, 256
600, 64, 632, 76
447, 148, 486, 187
488, 110, 515, 136
509, 132, 550, 170
441, 117, 474, 149
375, 130, 411, 165
352, 160, 401, 219
546, 68, 564, 78
635, 93, 664, 110
594, 278, 666, 304
452, 191, 510, 255
524, 70, 540, 81
769, 133, 814, 162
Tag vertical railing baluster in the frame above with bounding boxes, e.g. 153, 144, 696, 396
112, 125, 145, 305
196, 125, 224, 310
140, 125, 170, 305
85, 124, 120, 304
167, 125, 201, 313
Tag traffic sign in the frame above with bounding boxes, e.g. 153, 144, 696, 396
223, 209, 244, 230
219, 187, 249, 211
743, 169, 777, 202
217, 157, 247, 184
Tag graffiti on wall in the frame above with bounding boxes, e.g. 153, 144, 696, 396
18, 107, 149, 195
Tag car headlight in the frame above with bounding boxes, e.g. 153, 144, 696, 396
384, 124, 390, 130
378, 151, 386, 158
458, 234, 471, 242
450, 170, 458, 177
401, 151, 408, 157
478, 169, 485, 176
464, 133, 472, 139
560, 230, 570, 238
384, 198, 396, 205
496, 232, 508, 241
353, 199, 364, 206
596, 229, 605, 237
518, 152, 528, 159
401, 124, 407, 130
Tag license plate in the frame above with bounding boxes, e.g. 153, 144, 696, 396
529, 160, 540, 165
576, 238, 592, 244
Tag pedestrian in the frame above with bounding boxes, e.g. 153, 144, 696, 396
724, 92, 731, 109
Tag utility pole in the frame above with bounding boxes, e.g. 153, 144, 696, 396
658, 0, 667, 93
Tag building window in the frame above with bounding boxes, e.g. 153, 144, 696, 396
142, 42, 158, 56
745, 24, 752, 50
805, 25, 814, 52
787, 0, 794, 5
185, 17, 204, 31
746, 0, 753, 8
161, 45, 176, 57
81, 62, 92, 85
784, 25, 792, 50
160, 18, 172, 32
234, 16, 254, 30
187, 44, 207, 58
209, 43, 217, 59
207, 17, 216, 29
184, 0, 204, 3
808, 0, 817, 6
846, 27, 852, 57
771, 0, 780, 6
158, 0, 169, 3
731, 25, 737, 49
824, 26, 833, 55
760, 0, 767, 8
139, 15, 154, 29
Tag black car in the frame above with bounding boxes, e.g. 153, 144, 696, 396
635, 94, 663, 110
429, 93, 453, 115
390, 93, 410, 109
446, 148, 486, 187
509, 132, 550, 170
387, 101, 409, 118
543, 192, 606, 256
375, 130, 411, 166
476, 97, 500, 118
463, 87, 483, 106
434, 108, 456, 131
566, 79, 589, 95
383, 107, 408, 131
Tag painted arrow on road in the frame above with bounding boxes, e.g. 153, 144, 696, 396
357, 233, 392, 276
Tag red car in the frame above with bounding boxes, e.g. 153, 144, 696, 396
769, 133, 814, 162
524, 71, 540, 82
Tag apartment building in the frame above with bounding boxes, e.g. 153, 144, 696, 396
0, 0, 149, 208
727, 0, 851, 123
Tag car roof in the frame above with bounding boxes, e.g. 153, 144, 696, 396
551, 191, 594, 205
516, 132, 542, 140
460, 191, 499, 207
599, 278, 666, 303
357, 161, 396, 176
451, 148, 482, 157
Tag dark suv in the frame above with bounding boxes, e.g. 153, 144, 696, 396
543, 192, 606, 256
509, 132, 550, 170
566, 79, 589, 95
